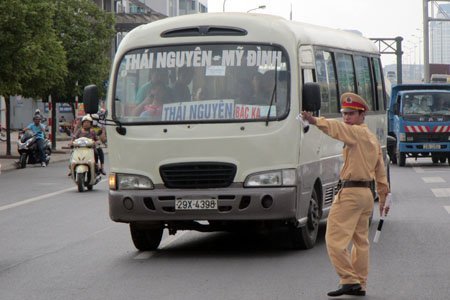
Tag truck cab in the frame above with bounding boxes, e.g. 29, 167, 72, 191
387, 84, 450, 166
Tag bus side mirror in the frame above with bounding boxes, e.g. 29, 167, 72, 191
83, 84, 100, 114
302, 82, 321, 112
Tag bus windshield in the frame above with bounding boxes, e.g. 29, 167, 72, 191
113, 44, 289, 123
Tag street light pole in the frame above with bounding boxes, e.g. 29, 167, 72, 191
223, 0, 227, 12
247, 5, 266, 13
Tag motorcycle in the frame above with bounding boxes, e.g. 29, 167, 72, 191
69, 137, 101, 192
16, 131, 51, 168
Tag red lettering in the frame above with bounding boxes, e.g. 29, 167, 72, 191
251, 107, 261, 118
244, 107, 250, 118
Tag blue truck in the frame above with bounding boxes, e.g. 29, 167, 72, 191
387, 84, 450, 166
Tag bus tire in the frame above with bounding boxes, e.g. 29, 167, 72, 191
130, 224, 163, 251
398, 152, 406, 167
439, 157, 446, 163
290, 189, 320, 250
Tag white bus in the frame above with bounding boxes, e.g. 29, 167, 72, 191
84, 13, 388, 251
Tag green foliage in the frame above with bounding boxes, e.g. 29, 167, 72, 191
0, 0, 67, 98
54, 0, 115, 101
0, 0, 115, 102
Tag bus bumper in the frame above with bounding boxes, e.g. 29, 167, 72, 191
109, 185, 297, 223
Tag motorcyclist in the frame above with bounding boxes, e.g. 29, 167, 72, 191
69, 114, 105, 175
23, 114, 47, 167
91, 114, 107, 174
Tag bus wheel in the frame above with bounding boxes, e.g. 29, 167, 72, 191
290, 189, 320, 250
439, 157, 446, 163
130, 224, 163, 251
398, 152, 406, 167
432, 156, 439, 164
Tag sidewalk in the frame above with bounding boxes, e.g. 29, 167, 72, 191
0, 131, 72, 173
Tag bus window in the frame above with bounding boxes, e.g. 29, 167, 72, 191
314, 50, 338, 114
335, 53, 356, 97
372, 58, 385, 111
114, 44, 289, 123
354, 55, 374, 110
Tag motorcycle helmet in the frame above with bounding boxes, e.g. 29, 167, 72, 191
81, 115, 93, 123
33, 114, 42, 120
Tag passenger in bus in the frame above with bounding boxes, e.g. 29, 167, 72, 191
135, 69, 170, 105
250, 71, 275, 105
301, 93, 390, 298
172, 67, 194, 102
132, 84, 169, 120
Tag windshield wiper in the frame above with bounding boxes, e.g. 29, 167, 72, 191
265, 65, 278, 127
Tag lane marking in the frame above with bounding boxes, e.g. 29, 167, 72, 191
0, 186, 76, 212
422, 177, 446, 183
133, 231, 187, 260
431, 188, 450, 198
0, 179, 107, 212
445, 206, 450, 214
413, 167, 448, 174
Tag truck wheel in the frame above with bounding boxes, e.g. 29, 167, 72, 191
398, 152, 406, 167
289, 189, 320, 250
130, 224, 163, 251
432, 156, 439, 164
439, 157, 446, 163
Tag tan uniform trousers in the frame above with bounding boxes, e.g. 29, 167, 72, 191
325, 187, 374, 289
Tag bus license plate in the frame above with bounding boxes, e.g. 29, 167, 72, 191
423, 144, 441, 149
175, 199, 217, 210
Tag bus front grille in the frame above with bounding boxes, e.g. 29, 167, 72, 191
160, 162, 237, 189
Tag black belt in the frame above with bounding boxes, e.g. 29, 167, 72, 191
341, 181, 372, 188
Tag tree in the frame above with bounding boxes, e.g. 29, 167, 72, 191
53, 0, 115, 104
0, 0, 67, 155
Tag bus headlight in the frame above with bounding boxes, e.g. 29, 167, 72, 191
109, 173, 154, 190
244, 169, 296, 187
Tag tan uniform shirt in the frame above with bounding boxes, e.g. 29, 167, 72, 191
316, 118, 390, 204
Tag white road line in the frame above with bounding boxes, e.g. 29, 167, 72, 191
445, 206, 450, 214
133, 231, 188, 260
431, 188, 450, 198
0, 179, 107, 212
422, 177, 446, 183
0, 186, 76, 212
413, 166, 448, 174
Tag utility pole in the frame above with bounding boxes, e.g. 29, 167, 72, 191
371, 37, 403, 84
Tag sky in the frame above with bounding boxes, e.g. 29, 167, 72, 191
207, 0, 425, 67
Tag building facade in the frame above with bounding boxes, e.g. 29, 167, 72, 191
430, 3, 450, 64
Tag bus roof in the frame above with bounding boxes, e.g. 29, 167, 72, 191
117, 13, 378, 56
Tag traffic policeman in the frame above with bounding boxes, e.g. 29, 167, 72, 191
302, 92, 390, 297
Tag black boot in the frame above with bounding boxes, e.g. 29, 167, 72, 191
327, 283, 365, 297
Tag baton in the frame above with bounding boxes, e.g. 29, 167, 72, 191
373, 193, 392, 243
